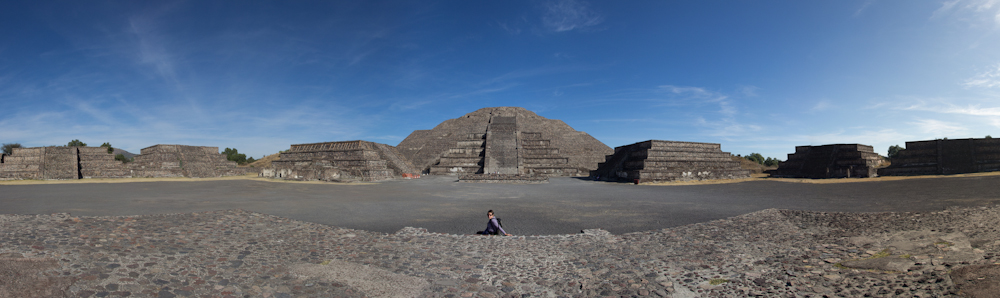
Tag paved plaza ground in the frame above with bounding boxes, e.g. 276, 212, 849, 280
3, 175, 1000, 297
3, 174, 1000, 236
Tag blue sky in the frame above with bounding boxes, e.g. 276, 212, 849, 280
2, 1, 1000, 160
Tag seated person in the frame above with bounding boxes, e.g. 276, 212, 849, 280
477, 210, 511, 236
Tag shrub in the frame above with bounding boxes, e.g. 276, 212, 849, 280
2, 143, 22, 155
887, 145, 904, 159
223, 147, 248, 165
114, 154, 132, 163
100, 142, 113, 154
67, 139, 87, 147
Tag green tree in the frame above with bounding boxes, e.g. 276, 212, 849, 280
987, 135, 993, 139
67, 139, 87, 147
764, 157, 781, 167
100, 142, 113, 154
745, 153, 765, 165
2, 143, 22, 155
888, 145, 905, 159
114, 154, 132, 163
223, 147, 248, 165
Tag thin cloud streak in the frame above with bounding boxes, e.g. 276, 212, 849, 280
542, 0, 603, 32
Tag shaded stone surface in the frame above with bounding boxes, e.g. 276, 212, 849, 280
770, 143, 883, 178
261, 140, 417, 182
951, 264, 1000, 298
397, 107, 611, 177
591, 140, 750, 183
880, 138, 1000, 176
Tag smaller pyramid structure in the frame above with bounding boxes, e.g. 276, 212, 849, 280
770, 144, 882, 178
1, 146, 130, 180
592, 140, 749, 183
130, 145, 250, 178
879, 138, 1000, 176
262, 140, 418, 182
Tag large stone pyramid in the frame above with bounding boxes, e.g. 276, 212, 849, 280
396, 107, 612, 176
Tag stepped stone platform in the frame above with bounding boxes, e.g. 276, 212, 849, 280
261, 140, 418, 182
770, 144, 883, 178
591, 140, 750, 183
0, 147, 130, 180
397, 107, 611, 179
130, 145, 251, 178
879, 138, 1000, 176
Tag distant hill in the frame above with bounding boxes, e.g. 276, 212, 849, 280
732, 155, 777, 174
112, 148, 136, 159
245, 153, 280, 168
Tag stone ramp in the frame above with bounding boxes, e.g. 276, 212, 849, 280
483, 115, 518, 175
770, 143, 883, 178
592, 140, 749, 183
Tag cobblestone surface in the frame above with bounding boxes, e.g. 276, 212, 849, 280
2, 205, 999, 297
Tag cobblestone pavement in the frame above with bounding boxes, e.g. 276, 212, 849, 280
3, 205, 999, 297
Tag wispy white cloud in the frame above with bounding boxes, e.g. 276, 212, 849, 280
964, 63, 1000, 88
932, 0, 1000, 26
542, 0, 603, 32
908, 119, 967, 136
810, 100, 833, 112
901, 100, 1000, 116
738, 85, 759, 97
854, 0, 876, 17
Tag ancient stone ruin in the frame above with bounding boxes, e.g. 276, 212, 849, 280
591, 140, 750, 183
879, 138, 1000, 176
0, 146, 130, 180
0, 145, 249, 180
396, 107, 612, 177
770, 144, 882, 178
261, 140, 418, 182
130, 145, 251, 178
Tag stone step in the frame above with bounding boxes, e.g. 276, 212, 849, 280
430, 165, 481, 175
520, 140, 550, 147
625, 160, 742, 169
522, 157, 568, 165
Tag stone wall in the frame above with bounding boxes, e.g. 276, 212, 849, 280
591, 140, 750, 183
0, 147, 131, 180
263, 140, 417, 182
79, 147, 131, 178
397, 107, 611, 176
0, 147, 45, 180
770, 144, 882, 178
879, 138, 1000, 176
130, 145, 251, 178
